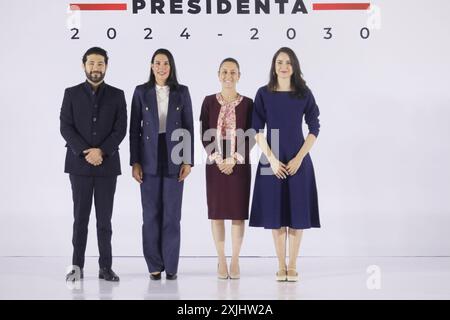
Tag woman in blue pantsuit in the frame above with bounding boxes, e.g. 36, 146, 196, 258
250, 47, 321, 282
129, 49, 194, 280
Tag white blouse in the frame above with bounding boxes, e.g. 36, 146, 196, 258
156, 84, 170, 133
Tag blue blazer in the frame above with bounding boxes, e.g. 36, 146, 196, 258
129, 83, 194, 175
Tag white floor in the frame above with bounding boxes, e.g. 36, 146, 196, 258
1, 256, 449, 300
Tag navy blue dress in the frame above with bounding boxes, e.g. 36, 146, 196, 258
249, 86, 321, 229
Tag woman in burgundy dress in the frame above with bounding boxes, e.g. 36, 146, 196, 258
199, 58, 253, 279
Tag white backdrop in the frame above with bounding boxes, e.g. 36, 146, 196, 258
0, 0, 449, 257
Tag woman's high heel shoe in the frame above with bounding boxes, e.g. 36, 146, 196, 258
287, 268, 299, 282
217, 263, 229, 279
229, 261, 240, 279
276, 268, 287, 282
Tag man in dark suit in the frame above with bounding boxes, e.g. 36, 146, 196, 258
60, 47, 127, 282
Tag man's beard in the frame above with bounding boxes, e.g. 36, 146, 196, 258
85, 70, 105, 84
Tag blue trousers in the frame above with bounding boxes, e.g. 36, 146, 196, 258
140, 134, 184, 274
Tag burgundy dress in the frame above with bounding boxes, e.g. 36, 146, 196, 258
199, 94, 254, 220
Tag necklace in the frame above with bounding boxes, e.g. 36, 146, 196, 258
220, 92, 239, 103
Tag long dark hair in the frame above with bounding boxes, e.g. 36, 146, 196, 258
148, 48, 179, 89
267, 47, 308, 98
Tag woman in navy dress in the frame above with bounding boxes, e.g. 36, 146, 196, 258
130, 49, 194, 281
249, 47, 320, 282
200, 58, 253, 279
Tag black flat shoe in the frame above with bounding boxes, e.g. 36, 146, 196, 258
66, 267, 83, 281
150, 272, 161, 280
99, 268, 120, 282
166, 273, 177, 280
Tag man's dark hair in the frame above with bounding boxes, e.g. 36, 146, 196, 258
82, 47, 109, 65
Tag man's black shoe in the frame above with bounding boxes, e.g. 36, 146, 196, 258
66, 266, 84, 281
66, 267, 83, 281
99, 268, 120, 282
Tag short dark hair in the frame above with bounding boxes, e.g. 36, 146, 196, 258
268, 47, 308, 98
148, 48, 179, 89
82, 47, 109, 65
219, 57, 240, 72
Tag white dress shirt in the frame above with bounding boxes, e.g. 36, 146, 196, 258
156, 84, 170, 133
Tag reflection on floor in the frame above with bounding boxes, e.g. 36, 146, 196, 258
1, 256, 449, 300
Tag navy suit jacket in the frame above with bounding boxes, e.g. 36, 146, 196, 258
60, 81, 127, 176
129, 83, 194, 175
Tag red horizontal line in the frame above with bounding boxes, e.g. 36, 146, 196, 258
313, 3, 370, 10
70, 3, 127, 11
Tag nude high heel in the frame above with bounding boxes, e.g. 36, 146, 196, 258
217, 261, 229, 279
287, 268, 299, 282
276, 268, 287, 281
229, 261, 240, 279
